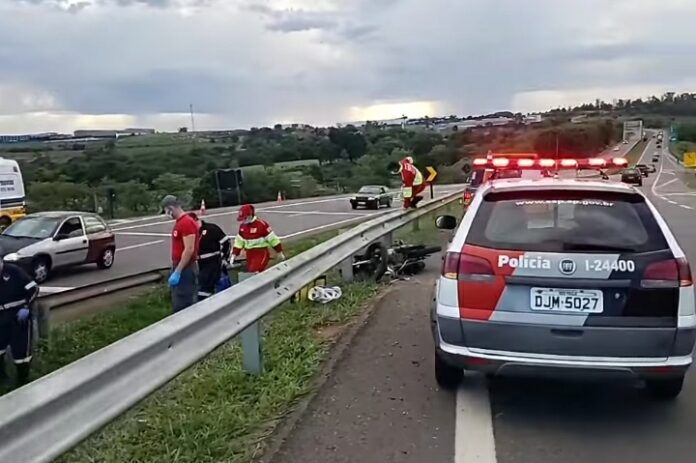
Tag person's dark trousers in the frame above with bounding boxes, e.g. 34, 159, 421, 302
0, 309, 33, 386
197, 257, 222, 301
171, 263, 199, 313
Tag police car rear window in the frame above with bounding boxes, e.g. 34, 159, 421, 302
466, 190, 668, 253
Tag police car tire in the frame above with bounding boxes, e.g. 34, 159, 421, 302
645, 376, 684, 400
435, 352, 463, 390
351, 203, 358, 210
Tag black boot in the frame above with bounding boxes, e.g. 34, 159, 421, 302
15, 363, 30, 386
0, 355, 8, 387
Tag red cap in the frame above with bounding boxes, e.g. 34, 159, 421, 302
237, 204, 255, 222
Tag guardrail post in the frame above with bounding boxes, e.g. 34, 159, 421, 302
338, 257, 354, 283
35, 301, 50, 340
412, 216, 420, 231
238, 272, 264, 375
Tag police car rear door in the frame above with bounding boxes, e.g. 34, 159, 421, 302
452, 188, 684, 359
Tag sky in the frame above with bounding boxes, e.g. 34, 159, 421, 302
2, 0, 696, 133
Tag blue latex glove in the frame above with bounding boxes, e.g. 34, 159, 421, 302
17, 307, 29, 323
168, 270, 181, 287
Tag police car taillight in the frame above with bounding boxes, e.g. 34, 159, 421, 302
641, 257, 693, 288
442, 252, 494, 280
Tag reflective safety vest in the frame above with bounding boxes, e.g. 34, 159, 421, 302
399, 161, 424, 199
232, 217, 283, 272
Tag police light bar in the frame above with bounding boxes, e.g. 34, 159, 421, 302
471, 156, 627, 169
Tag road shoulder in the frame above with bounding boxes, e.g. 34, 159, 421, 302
268, 269, 456, 463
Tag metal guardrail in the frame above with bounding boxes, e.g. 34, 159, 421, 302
0, 189, 463, 463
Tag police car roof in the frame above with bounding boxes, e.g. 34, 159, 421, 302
480, 177, 639, 195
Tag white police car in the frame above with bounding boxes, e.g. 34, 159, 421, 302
432, 156, 695, 399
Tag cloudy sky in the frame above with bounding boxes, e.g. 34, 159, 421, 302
1, 0, 696, 133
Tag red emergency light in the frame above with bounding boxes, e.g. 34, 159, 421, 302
470, 156, 627, 170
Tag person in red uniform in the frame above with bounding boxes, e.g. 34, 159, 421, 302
161, 195, 200, 312
231, 204, 285, 272
387, 156, 426, 208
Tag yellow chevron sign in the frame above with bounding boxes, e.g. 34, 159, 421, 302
426, 166, 438, 182
685, 152, 696, 168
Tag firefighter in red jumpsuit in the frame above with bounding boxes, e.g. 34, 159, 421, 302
231, 204, 285, 272
388, 156, 426, 208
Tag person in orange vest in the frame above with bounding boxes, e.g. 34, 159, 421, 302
231, 204, 285, 272
387, 156, 426, 208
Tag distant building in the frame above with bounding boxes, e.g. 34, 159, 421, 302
73, 128, 155, 138
0, 132, 61, 144
524, 114, 544, 124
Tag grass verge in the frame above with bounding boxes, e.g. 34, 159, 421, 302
0, 229, 344, 396
626, 139, 649, 166
52, 204, 449, 463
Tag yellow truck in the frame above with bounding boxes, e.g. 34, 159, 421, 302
0, 158, 26, 228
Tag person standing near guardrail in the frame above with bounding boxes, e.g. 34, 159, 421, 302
387, 156, 426, 209
231, 204, 285, 272
0, 248, 39, 386
161, 195, 200, 312
187, 212, 231, 300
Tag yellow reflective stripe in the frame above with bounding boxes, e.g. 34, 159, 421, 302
402, 186, 413, 198
233, 235, 245, 249
241, 237, 272, 249
266, 231, 281, 248
413, 168, 424, 186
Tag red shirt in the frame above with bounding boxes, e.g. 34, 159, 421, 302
171, 214, 199, 265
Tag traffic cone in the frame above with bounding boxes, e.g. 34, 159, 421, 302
277, 191, 283, 202
199, 199, 206, 215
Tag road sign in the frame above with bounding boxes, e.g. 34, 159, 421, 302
684, 152, 696, 168
426, 166, 438, 183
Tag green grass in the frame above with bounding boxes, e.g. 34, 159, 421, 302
626, 139, 649, 165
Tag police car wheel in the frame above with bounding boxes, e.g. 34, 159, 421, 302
435, 352, 463, 390
97, 247, 115, 269
0, 216, 10, 230
645, 376, 684, 400
32, 257, 51, 284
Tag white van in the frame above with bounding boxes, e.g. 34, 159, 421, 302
0, 158, 26, 228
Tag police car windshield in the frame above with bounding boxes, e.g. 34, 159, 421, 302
466, 190, 668, 253
3, 217, 60, 239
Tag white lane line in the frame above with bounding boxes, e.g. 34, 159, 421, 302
662, 192, 696, 197
262, 210, 367, 217
680, 205, 693, 210
116, 240, 164, 252
667, 200, 678, 205
654, 178, 679, 190
116, 231, 171, 237
281, 215, 379, 239
455, 380, 497, 463
39, 286, 75, 295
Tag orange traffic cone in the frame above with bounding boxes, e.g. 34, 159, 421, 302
277, 191, 283, 202
199, 199, 206, 215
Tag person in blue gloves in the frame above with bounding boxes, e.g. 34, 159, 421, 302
161, 195, 200, 313
0, 249, 39, 386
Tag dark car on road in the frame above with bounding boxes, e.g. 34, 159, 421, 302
0, 211, 116, 283
652, 155, 659, 163
621, 168, 643, 186
635, 164, 653, 176
350, 185, 392, 210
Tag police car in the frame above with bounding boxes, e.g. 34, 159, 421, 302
432, 156, 695, 399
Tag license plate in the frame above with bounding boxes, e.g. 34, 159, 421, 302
530, 287, 603, 313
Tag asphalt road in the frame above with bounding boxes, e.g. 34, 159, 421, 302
275, 135, 696, 463
40, 185, 464, 294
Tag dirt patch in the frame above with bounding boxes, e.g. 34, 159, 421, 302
316, 323, 348, 343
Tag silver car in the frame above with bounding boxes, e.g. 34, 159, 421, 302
0, 211, 116, 283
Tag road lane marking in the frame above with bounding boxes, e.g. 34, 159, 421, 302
116, 232, 171, 237
662, 192, 696, 197
262, 210, 368, 217
455, 379, 497, 463
117, 240, 164, 252
680, 205, 693, 210
667, 200, 678, 204
281, 215, 380, 239
654, 178, 679, 190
